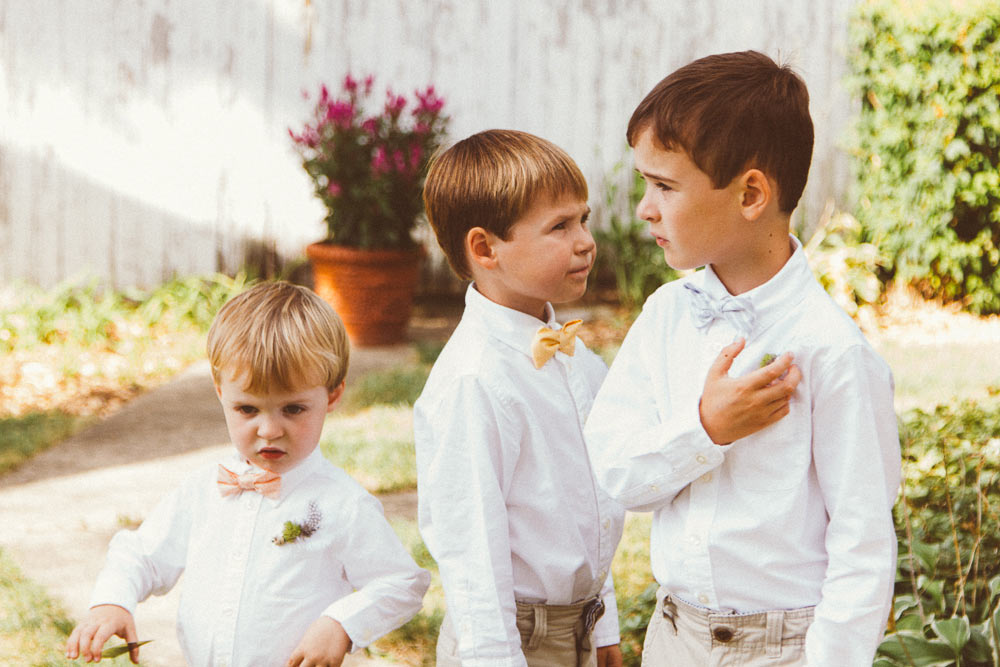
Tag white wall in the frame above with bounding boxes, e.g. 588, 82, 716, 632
0, 0, 856, 290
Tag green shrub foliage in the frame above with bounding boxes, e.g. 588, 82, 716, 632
847, 0, 1000, 314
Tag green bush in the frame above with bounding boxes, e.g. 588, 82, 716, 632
847, 0, 1000, 314
880, 399, 1000, 665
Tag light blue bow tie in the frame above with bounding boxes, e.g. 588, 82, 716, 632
683, 283, 756, 337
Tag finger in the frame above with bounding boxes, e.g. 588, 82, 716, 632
123, 618, 139, 664
708, 338, 746, 378
286, 651, 303, 667
75, 624, 99, 661
89, 624, 120, 663
66, 626, 83, 659
748, 352, 794, 388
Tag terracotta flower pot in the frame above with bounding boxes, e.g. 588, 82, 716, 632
306, 242, 424, 347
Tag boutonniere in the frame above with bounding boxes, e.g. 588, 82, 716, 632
759, 353, 777, 368
273, 500, 322, 545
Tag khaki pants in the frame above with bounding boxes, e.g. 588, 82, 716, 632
437, 598, 604, 667
641, 588, 814, 666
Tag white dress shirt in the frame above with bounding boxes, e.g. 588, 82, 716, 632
89, 448, 429, 667
414, 285, 625, 667
585, 236, 901, 666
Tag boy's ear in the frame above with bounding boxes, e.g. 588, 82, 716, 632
738, 168, 772, 222
465, 227, 499, 270
326, 382, 346, 412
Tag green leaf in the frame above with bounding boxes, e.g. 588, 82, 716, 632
101, 639, 152, 658
878, 631, 959, 666
933, 616, 971, 653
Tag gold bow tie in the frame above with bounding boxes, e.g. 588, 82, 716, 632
530, 319, 583, 369
217, 464, 281, 500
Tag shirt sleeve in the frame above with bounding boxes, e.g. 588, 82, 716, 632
805, 344, 901, 665
415, 374, 528, 667
592, 570, 620, 648
585, 305, 726, 513
322, 493, 430, 650
88, 476, 195, 613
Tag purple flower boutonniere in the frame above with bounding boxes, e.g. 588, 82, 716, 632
273, 501, 322, 546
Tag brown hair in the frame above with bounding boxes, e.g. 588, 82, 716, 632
422, 129, 588, 279
207, 281, 349, 394
627, 50, 813, 213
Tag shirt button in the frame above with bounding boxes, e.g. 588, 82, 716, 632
650, 484, 659, 492
696, 454, 708, 464
688, 535, 700, 546
698, 593, 710, 605
701, 472, 713, 483
602, 519, 611, 531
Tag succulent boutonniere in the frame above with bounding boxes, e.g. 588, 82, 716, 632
759, 353, 777, 368
273, 500, 322, 546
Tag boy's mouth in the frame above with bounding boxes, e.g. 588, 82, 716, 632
257, 447, 286, 460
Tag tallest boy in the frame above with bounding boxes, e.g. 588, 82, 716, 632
585, 51, 901, 665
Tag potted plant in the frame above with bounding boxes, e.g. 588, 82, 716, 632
290, 74, 449, 345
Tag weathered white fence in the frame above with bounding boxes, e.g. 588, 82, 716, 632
0, 0, 856, 291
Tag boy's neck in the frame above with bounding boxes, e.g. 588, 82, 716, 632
711, 230, 793, 296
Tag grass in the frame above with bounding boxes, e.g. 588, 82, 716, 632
874, 339, 1000, 411
321, 405, 417, 493
0, 412, 89, 475
0, 548, 135, 666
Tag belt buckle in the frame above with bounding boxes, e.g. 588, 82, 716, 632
582, 597, 605, 635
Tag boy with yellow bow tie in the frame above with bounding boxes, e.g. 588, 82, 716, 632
67, 281, 428, 666
413, 129, 624, 666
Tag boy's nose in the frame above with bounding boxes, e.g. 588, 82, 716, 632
256, 415, 283, 440
576, 227, 596, 255
636, 189, 658, 222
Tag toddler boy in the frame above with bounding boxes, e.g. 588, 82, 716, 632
414, 129, 625, 667
585, 51, 901, 666
66, 281, 429, 666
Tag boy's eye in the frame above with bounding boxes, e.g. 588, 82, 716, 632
284, 404, 306, 415
654, 181, 674, 192
236, 405, 258, 415
552, 221, 567, 231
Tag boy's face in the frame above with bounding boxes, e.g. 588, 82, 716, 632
215, 372, 343, 475
633, 128, 746, 272
483, 194, 595, 319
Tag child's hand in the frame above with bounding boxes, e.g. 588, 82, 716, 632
699, 338, 801, 445
286, 616, 351, 667
65, 604, 139, 664
597, 643, 624, 667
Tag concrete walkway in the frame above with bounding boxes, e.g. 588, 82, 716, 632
0, 343, 425, 667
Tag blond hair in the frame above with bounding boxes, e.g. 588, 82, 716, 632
207, 281, 349, 393
422, 129, 588, 279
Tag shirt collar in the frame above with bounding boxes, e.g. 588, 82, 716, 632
699, 234, 811, 338
222, 447, 324, 504
464, 283, 559, 358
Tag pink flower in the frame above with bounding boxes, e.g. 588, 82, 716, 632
414, 86, 445, 115
361, 117, 378, 136
384, 91, 407, 118
372, 146, 390, 174
343, 74, 357, 92
409, 143, 423, 170
325, 100, 354, 128
392, 149, 407, 172
319, 84, 330, 104
364, 75, 374, 95
327, 181, 342, 197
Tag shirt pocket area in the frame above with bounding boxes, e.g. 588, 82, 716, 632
723, 415, 810, 491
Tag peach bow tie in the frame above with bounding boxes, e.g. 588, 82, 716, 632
530, 319, 583, 369
217, 464, 281, 500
